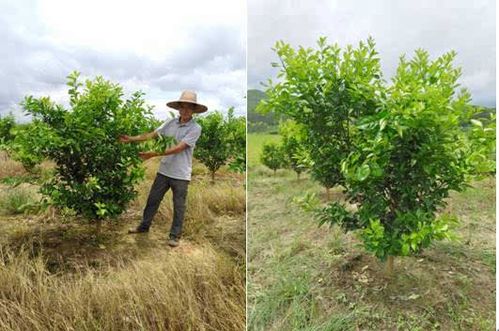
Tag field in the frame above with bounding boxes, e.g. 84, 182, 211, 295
0, 151, 245, 331
247, 133, 495, 331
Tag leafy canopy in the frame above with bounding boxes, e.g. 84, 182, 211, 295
0, 113, 15, 144
20, 71, 156, 219
279, 119, 309, 178
195, 108, 246, 180
263, 37, 495, 260
258, 36, 383, 188
260, 142, 286, 174
330, 49, 495, 259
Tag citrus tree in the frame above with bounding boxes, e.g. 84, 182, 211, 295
260, 142, 286, 176
263, 37, 495, 272
319, 49, 494, 272
0, 113, 15, 145
258, 37, 384, 196
466, 110, 496, 175
195, 108, 246, 181
19, 71, 155, 219
279, 119, 308, 179
9, 122, 48, 172
226, 109, 246, 173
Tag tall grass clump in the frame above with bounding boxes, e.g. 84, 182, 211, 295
0, 187, 38, 215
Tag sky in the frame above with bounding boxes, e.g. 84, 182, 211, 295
0, 0, 246, 122
249, 0, 496, 107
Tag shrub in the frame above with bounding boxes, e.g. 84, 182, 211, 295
260, 142, 286, 175
262, 37, 495, 271
0, 113, 15, 145
279, 120, 309, 179
323, 47, 493, 269
18, 71, 155, 219
9, 122, 47, 172
195, 108, 246, 181
258, 37, 383, 189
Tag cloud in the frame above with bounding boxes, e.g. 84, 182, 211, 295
0, 0, 246, 121
249, 0, 495, 106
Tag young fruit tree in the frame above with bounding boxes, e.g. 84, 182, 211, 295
466, 110, 496, 175
258, 37, 384, 197
226, 110, 246, 173
0, 113, 15, 145
263, 37, 495, 273
19, 71, 156, 219
279, 119, 309, 179
195, 108, 246, 181
318, 48, 495, 273
9, 122, 49, 172
260, 142, 286, 176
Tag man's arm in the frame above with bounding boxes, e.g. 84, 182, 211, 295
119, 131, 158, 143
138, 142, 189, 160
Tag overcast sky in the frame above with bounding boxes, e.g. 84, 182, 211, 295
0, 0, 246, 121
249, 0, 496, 107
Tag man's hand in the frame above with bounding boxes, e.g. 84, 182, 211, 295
119, 135, 133, 143
138, 151, 158, 161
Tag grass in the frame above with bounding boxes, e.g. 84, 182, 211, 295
0, 185, 39, 215
0, 155, 245, 330
0, 244, 244, 331
248, 133, 495, 330
0, 151, 27, 178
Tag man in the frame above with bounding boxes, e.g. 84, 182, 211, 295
119, 90, 207, 247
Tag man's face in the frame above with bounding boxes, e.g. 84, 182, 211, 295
178, 104, 194, 118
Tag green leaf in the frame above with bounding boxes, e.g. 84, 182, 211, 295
379, 119, 387, 131
470, 119, 483, 128
402, 243, 410, 255
356, 164, 371, 181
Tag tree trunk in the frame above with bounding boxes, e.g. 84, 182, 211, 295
211, 171, 215, 183
326, 187, 331, 200
297, 172, 301, 180
385, 256, 394, 275
273, 169, 276, 176
95, 218, 103, 235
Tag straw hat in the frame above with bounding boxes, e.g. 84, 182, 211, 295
166, 90, 208, 113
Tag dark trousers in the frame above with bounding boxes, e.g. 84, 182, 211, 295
138, 173, 189, 239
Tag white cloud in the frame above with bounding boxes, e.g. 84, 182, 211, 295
249, 0, 495, 106
0, 0, 246, 121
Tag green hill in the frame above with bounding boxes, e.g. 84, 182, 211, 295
247, 89, 281, 133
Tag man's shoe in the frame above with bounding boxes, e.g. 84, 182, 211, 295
128, 228, 148, 234
168, 238, 179, 247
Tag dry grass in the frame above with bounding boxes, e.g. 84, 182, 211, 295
0, 151, 55, 182
0, 185, 39, 215
131, 163, 245, 242
0, 151, 27, 178
0, 244, 245, 331
0, 154, 246, 331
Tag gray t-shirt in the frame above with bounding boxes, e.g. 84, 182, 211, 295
155, 117, 202, 181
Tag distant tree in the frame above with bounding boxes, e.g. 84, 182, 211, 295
466, 112, 496, 175
0, 113, 15, 144
260, 142, 286, 176
195, 108, 246, 181
279, 120, 308, 179
226, 109, 246, 173
10, 122, 47, 172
